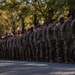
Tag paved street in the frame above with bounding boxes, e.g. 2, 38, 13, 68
0, 60, 75, 75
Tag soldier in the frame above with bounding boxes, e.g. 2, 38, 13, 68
22, 31, 27, 60
33, 26, 39, 61
62, 13, 73, 63
71, 19, 75, 62
47, 19, 57, 62
42, 22, 49, 61
55, 17, 64, 62
2, 40, 5, 60
20, 34, 24, 60
24, 30, 28, 60
13, 33, 17, 60
36, 25, 43, 61
29, 28, 34, 61
8, 35, 13, 60
26, 28, 33, 60
0, 40, 2, 59
39, 25, 44, 61
0, 39, 2, 59
16, 33, 21, 60
25, 32, 28, 60
10, 35, 14, 60
4, 38, 8, 60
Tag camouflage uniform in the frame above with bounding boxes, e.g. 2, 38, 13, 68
47, 24, 56, 62
22, 34, 27, 60
71, 19, 75, 62
2, 40, 6, 60
62, 20, 72, 63
12, 36, 15, 60
20, 35, 24, 60
10, 37, 14, 60
0, 40, 2, 59
55, 24, 64, 62
33, 29, 38, 61
42, 25, 49, 61
13, 36, 17, 60
26, 31, 32, 60
17, 35, 21, 60
29, 31, 34, 61
36, 27, 43, 61
9, 38, 12, 60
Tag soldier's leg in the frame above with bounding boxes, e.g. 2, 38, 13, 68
64, 41, 70, 63
47, 41, 50, 62
30, 42, 36, 60
21, 46, 24, 60
2, 48, 4, 59
25, 44, 28, 60
41, 41, 46, 61
40, 41, 43, 61
56, 40, 64, 62
28, 43, 31, 60
28, 43, 31, 61
26, 43, 29, 60
23, 45, 26, 60
8, 47, 10, 60
46, 41, 50, 62
37, 43, 40, 61
50, 39, 56, 62
0, 47, 1, 59
3, 48, 5, 60
1, 49, 3, 59
11, 47, 13, 60
70, 39, 74, 63
3, 48, 5, 59
35, 43, 38, 61
9, 47, 12, 60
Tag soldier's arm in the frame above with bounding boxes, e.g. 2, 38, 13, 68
54, 26, 59, 39
47, 26, 51, 41
61, 22, 66, 39
71, 20, 75, 38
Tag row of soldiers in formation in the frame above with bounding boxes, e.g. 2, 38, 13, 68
0, 13, 75, 63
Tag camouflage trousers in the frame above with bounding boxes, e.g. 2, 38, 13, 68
36, 42, 41, 61
44, 41, 50, 62
1, 47, 5, 60
26, 42, 35, 61
40, 41, 47, 61
64, 39, 73, 63
22, 45, 27, 60
70, 38, 75, 62
56, 39, 64, 62
49, 39, 56, 62
0, 47, 2, 59
26, 43, 30, 60
29, 42, 35, 61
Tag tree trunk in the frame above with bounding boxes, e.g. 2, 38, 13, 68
12, 21, 16, 34
34, 0, 38, 27
22, 17, 25, 34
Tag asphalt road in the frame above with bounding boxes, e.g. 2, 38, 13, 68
0, 60, 75, 75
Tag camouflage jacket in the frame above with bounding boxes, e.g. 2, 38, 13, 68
42, 26, 48, 42
37, 27, 43, 43
62, 20, 72, 40
54, 24, 63, 40
71, 19, 75, 39
47, 24, 56, 41
33, 29, 38, 44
